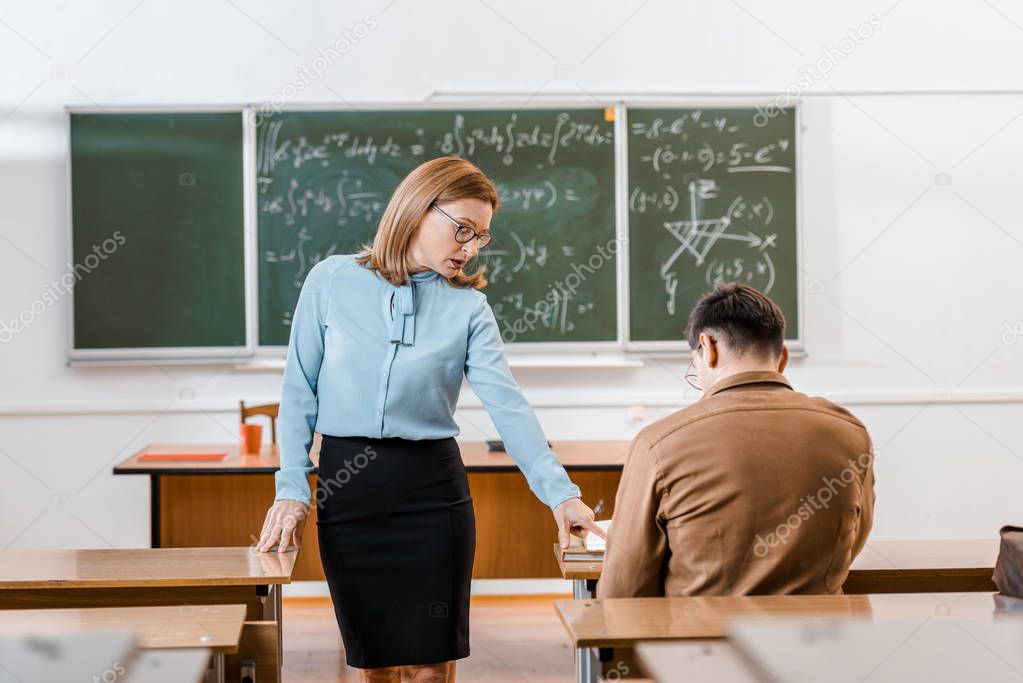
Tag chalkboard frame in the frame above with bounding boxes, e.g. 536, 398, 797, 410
244, 101, 628, 355
65, 105, 256, 364
618, 99, 805, 354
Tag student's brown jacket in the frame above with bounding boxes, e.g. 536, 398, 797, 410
597, 371, 875, 598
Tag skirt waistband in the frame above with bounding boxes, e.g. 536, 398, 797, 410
320, 434, 457, 450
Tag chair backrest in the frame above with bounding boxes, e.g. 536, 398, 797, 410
239, 401, 280, 444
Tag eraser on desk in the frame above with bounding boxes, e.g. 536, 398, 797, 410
486, 440, 552, 452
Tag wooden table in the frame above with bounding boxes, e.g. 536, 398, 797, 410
554, 538, 1000, 598
0, 604, 244, 683
637, 641, 765, 683
555, 540, 998, 683
0, 630, 137, 683
122, 648, 213, 683
556, 592, 1004, 683
731, 612, 1023, 683
114, 440, 629, 580
0, 547, 294, 683
636, 606, 1023, 683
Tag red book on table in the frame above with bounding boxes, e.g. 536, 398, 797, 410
138, 452, 228, 462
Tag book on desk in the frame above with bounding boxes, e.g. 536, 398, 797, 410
561, 519, 611, 561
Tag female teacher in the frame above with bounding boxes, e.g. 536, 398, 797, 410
256, 156, 604, 682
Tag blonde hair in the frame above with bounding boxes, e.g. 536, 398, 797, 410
356, 157, 499, 289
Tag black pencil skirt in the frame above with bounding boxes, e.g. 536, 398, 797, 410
315, 435, 475, 668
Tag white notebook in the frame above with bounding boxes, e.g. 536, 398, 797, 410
561, 519, 612, 560
584, 519, 612, 552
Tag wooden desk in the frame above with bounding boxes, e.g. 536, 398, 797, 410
636, 641, 769, 683
114, 440, 629, 580
557, 592, 1003, 683
122, 648, 213, 683
0, 604, 244, 652
0, 630, 137, 683
554, 538, 999, 598
0, 547, 294, 683
0, 604, 244, 683
638, 609, 1023, 683
730, 613, 1023, 683
0, 641, 212, 683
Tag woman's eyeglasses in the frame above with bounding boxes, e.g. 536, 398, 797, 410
431, 204, 493, 249
684, 361, 702, 391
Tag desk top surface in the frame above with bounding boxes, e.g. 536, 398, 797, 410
0, 630, 138, 683
0, 547, 296, 589
0, 604, 245, 654
729, 613, 1023, 683
639, 606, 1023, 683
554, 591, 1003, 647
121, 648, 212, 683
637, 641, 765, 683
554, 538, 1000, 580
114, 440, 631, 475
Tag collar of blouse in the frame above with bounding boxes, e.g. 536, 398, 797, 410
390, 269, 441, 346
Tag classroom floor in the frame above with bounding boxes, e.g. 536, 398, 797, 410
282, 595, 575, 682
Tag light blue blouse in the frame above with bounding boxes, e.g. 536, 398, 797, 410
274, 254, 581, 510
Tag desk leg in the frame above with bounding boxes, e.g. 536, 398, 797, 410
205, 653, 224, 683
572, 581, 598, 683
150, 475, 161, 548
576, 647, 599, 683
572, 579, 594, 600
261, 584, 283, 663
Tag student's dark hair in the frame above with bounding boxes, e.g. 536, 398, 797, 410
684, 283, 785, 358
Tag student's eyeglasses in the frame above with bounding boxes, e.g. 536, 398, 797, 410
431, 203, 493, 249
684, 361, 702, 391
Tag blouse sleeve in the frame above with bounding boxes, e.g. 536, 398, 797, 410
464, 296, 581, 509
274, 258, 335, 506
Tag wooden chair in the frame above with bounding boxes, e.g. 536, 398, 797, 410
239, 401, 279, 445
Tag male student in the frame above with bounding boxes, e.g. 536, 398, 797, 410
598, 283, 875, 597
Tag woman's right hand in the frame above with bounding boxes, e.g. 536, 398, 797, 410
256, 499, 310, 553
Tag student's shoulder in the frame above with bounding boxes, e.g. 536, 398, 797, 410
792, 390, 870, 434
633, 409, 701, 451
631, 398, 759, 449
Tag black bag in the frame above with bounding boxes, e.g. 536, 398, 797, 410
993, 525, 1023, 598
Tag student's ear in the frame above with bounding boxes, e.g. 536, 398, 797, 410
778, 345, 789, 373
700, 333, 718, 368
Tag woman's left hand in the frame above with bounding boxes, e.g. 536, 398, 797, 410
553, 497, 607, 549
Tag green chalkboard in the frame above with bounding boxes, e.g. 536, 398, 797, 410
256, 108, 617, 346
70, 112, 246, 353
627, 107, 799, 343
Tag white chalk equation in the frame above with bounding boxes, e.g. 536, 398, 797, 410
638, 140, 791, 175
261, 166, 598, 230
256, 112, 613, 174
658, 182, 778, 315
492, 289, 595, 337
482, 232, 577, 285
630, 111, 742, 138
630, 110, 792, 175
439, 112, 613, 167
264, 226, 339, 290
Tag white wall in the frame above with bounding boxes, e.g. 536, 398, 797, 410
1, 1, 1022, 552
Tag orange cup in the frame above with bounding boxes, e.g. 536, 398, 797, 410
240, 423, 263, 455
